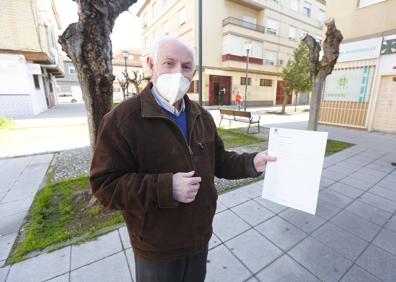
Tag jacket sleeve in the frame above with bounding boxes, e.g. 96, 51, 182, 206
210, 117, 261, 179
89, 114, 178, 213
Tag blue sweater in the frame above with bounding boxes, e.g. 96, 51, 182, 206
164, 109, 189, 144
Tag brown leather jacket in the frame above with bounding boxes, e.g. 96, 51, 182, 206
89, 83, 260, 261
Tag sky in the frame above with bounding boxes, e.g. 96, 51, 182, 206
54, 0, 145, 53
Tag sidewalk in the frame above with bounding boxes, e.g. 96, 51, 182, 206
1, 122, 396, 281
0, 154, 53, 267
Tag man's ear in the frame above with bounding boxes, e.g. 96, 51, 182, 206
147, 57, 154, 71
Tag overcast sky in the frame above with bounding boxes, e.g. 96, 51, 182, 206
54, 0, 145, 52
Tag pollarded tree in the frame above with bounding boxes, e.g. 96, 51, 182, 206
58, 0, 137, 153
303, 18, 343, 131
281, 43, 311, 114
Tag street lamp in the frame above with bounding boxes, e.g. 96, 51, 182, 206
122, 50, 130, 98
243, 41, 252, 111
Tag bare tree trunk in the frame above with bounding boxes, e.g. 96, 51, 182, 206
58, 0, 137, 154
303, 18, 343, 131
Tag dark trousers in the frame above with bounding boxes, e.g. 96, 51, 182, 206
134, 245, 208, 282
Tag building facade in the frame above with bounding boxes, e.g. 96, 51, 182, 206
55, 60, 82, 103
137, 0, 326, 106
0, 0, 64, 117
320, 0, 396, 133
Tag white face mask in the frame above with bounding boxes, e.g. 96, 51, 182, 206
154, 72, 191, 105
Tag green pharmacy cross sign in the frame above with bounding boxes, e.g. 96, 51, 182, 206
337, 76, 348, 89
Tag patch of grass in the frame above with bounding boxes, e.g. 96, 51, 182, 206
0, 117, 14, 129
7, 176, 123, 265
325, 139, 354, 156
217, 127, 264, 149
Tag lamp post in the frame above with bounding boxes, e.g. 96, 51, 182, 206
122, 50, 130, 98
243, 41, 252, 111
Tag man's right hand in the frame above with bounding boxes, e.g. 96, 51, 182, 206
172, 171, 202, 203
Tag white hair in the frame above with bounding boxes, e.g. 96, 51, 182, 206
150, 36, 196, 66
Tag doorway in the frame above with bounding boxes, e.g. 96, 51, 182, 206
276, 81, 292, 105
209, 75, 232, 106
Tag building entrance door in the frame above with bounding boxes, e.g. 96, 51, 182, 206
209, 75, 232, 106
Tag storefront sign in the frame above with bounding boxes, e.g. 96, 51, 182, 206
338, 38, 382, 62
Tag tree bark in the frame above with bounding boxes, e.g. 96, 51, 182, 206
303, 18, 343, 131
58, 0, 137, 154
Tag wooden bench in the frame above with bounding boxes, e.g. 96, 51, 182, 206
219, 108, 261, 134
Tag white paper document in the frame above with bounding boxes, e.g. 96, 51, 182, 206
262, 127, 328, 215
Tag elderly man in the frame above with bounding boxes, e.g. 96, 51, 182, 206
89, 36, 277, 282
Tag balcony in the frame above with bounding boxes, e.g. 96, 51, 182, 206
222, 17, 265, 33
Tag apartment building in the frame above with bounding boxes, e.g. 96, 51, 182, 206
320, 0, 396, 133
0, 0, 64, 118
137, 0, 326, 106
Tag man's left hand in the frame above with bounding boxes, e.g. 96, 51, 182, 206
253, 150, 277, 173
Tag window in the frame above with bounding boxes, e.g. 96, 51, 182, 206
318, 9, 325, 24
33, 75, 40, 89
264, 51, 277, 65
178, 7, 186, 26
358, 0, 386, 8
303, 1, 312, 17
243, 15, 256, 25
154, 29, 160, 40
188, 80, 199, 93
69, 66, 77, 75
240, 77, 252, 85
49, 82, 53, 93
161, 0, 168, 7
223, 35, 263, 59
291, 0, 299, 11
266, 18, 279, 35
288, 26, 297, 40
163, 21, 169, 35
260, 79, 272, 87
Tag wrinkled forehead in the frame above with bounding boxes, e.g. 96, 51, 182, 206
156, 41, 194, 64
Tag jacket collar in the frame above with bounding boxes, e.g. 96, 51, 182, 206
140, 82, 202, 119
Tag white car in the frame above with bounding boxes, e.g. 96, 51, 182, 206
57, 93, 83, 103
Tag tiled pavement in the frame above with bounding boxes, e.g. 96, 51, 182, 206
0, 154, 53, 268
1, 123, 396, 281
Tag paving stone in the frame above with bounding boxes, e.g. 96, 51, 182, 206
212, 210, 250, 242
225, 229, 282, 273
345, 200, 392, 226
209, 233, 222, 250
0, 211, 26, 236
205, 244, 251, 282
319, 190, 354, 209
255, 216, 307, 251
340, 265, 381, 282
0, 233, 16, 261
71, 230, 123, 270
215, 201, 227, 214
0, 197, 32, 217
125, 249, 136, 282
118, 226, 131, 249
218, 189, 250, 208
372, 228, 396, 256
46, 273, 69, 282
340, 176, 376, 191
6, 246, 70, 282
315, 199, 342, 220
0, 265, 10, 282
238, 182, 263, 199
359, 193, 396, 213
231, 200, 274, 226
349, 172, 384, 185
369, 186, 396, 202
356, 244, 396, 282
331, 210, 382, 241
254, 197, 287, 214
311, 222, 368, 261
327, 182, 364, 199
70, 252, 131, 282
357, 167, 389, 178
289, 237, 352, 281
279, 209, 325, 234
256, 255, 320, 282
385, 216, 396, 232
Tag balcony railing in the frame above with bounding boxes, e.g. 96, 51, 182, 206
222, 17, 265, 33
